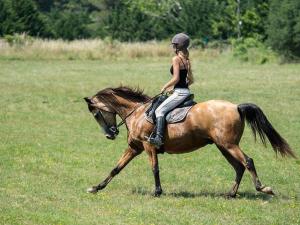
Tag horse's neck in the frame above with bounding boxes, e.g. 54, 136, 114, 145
113, 99, 138, 120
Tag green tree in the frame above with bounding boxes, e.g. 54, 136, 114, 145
9, 0, 49, 36
34, 0, 54, 12
0, 0, 14, 36
212, 0, 269, 40
106, 1, 163, 41
240, 0, 269, 40
41, 0, 102, 40
173, 0, 218, 39
267, 0, 300, 58
50, 9, 91, 40
106, 0, 220, 41
212, 0, 237, 39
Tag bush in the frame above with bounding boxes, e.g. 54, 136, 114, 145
4, 33, 33, 47
232, 37, 277, 64
50, 10, 91, 40
190, 39, 205, 49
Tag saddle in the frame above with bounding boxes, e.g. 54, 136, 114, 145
145, 94, 196, 124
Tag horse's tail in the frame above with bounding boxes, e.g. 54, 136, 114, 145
238, 103, 296, 158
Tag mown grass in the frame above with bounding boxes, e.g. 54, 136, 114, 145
0, 55, 299, 224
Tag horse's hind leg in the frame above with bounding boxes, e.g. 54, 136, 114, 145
217, 146, 245, 198
221, 144, 274, 196
243, 152, 274, 195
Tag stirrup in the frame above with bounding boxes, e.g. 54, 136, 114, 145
148, 135, 164, 148
145, 132, 155, 142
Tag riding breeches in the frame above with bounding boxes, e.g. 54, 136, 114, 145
155, 88, 190, 117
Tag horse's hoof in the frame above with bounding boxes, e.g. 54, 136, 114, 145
153, 192, 161, 197
261, 186, 275, 195
153, 189, 162, 197
87, 186, 98, 194
225, 192, 236, 199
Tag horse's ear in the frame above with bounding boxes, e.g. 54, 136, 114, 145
84, 97, 93, 104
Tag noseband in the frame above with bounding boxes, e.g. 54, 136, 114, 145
93, 109, 119, 136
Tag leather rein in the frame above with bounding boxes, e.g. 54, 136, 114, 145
116, 92, 163, 129
95, 92, 163, 134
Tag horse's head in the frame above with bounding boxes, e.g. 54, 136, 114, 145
84, 86, 150, 140
84, 97, 119, 140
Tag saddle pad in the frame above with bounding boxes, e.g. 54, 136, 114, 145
145, 105, 194, 124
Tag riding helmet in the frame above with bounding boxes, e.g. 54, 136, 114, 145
171, 33, 190, 49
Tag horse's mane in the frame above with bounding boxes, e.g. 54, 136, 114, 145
95, 86, 151, 107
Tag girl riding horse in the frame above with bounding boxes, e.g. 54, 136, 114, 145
149, 33, 194, 148
83, 34, 296, 197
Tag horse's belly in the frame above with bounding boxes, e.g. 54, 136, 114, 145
164, 132, 210, 154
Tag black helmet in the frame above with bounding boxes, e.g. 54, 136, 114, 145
171, 33, 190, 49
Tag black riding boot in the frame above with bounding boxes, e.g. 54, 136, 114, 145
149, 116, 166, 147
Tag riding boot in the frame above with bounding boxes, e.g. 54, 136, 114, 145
149, 116, 166, 147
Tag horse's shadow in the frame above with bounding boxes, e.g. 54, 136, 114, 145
131, 187, 278, 201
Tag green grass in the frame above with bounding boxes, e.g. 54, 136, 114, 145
0, 57, 299, 225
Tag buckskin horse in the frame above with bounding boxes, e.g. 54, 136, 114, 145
83, 86, 296, 197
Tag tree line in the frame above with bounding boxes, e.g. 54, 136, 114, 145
0, 0, 299, 58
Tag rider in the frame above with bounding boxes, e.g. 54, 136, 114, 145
149, 33, 194, 147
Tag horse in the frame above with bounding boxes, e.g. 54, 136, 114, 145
83, 86, 296, 197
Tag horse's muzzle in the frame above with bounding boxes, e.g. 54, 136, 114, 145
104, 126, 119, 140
105, 134, 116, 140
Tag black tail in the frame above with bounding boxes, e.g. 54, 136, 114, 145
238, 103, 296, 158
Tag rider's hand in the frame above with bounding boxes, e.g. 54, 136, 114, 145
161, 87, 166, 93
167, 89, 174, 94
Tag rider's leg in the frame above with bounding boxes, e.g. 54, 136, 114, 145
149, 116, 166, 147
149, 89, 189, 147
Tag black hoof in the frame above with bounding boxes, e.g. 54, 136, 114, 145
153, 189, 163, 197
225, 192, 237, 199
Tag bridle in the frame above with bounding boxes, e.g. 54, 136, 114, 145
93, 108, 119, 137
93, 92, 163, 137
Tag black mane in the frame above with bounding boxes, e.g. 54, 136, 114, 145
95, 86, 151, 105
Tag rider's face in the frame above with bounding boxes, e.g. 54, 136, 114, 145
172, 44, 178, 54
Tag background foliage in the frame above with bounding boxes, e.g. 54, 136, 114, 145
266, 0, 300, 59
0, 0, 299, 59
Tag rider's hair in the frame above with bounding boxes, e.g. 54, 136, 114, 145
178, 49, 194, 85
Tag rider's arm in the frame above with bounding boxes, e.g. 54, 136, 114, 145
161, 57, 180, 93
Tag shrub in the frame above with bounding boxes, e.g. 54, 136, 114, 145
190, 39, 205, 49
232, 37, 277, 64
4, 33, 33, 47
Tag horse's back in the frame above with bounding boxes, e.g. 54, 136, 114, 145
188, 100, 239, 126
187, 100, 244, 144
196, 100, 237, 111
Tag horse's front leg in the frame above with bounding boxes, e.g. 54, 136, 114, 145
87, 147, 140, 194
152, 152, 162, 197
144, 143, 162, 197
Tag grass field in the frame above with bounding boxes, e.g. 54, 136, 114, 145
0, 55, 299, 224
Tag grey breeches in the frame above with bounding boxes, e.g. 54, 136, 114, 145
155, 88, 190, 117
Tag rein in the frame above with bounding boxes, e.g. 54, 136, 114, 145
116, 92, 163, 129
95, 92, 163, 136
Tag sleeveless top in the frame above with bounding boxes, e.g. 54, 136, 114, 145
170, 57, 189, 89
